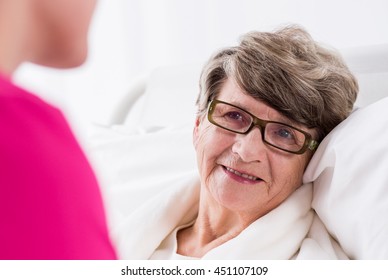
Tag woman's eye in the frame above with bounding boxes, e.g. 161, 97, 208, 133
225, 111, 243, 121
275, 127, 295, 140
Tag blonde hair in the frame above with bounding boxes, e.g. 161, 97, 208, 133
197, 25, 358, 140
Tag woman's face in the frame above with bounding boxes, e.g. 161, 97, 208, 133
193, 78, 316, 218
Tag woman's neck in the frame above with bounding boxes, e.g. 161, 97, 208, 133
176, 195, 260, 258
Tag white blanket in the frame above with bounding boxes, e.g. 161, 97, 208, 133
110, 172, 346, 259
87, 124, 348, 260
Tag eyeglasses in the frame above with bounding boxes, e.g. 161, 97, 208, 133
207, 99, 319, 154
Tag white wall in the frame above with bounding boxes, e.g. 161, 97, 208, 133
14, 0, 388, 126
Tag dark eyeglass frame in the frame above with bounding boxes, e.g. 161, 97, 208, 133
207, 99, 319, 154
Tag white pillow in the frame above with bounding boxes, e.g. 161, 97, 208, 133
124, 64, 202, 130
303, 97, 388, 259
87, 123, 197, 229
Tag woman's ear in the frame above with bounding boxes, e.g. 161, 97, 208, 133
192, 116, 201, 149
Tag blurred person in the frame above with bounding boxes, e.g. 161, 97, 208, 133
0, 0, 117, 259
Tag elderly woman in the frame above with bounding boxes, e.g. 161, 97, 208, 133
116, 25, 358, 259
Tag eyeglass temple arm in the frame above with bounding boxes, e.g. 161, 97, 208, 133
308, 139, 319, 151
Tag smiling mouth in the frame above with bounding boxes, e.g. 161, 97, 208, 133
223, 166, 262, 182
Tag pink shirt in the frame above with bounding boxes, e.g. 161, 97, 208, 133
0, 75, 117, 259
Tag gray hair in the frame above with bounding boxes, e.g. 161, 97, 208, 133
196, 25, 358, 141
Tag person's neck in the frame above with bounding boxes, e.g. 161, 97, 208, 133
0, 28, 19, 76
0, 2, 32, 76
176, 195, 260, 258
0, 54, 18, 77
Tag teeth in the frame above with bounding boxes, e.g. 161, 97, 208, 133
226, 167, 260, 181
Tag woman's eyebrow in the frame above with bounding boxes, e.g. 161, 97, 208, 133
233, 101, 298, 126
224, 99, 309, 131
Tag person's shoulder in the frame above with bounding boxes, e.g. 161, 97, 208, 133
0, 76, 68, 136
0, 76, 60, 115
0, 76, 77, 165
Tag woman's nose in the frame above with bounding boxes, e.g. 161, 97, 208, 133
231, 127, 267, 162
